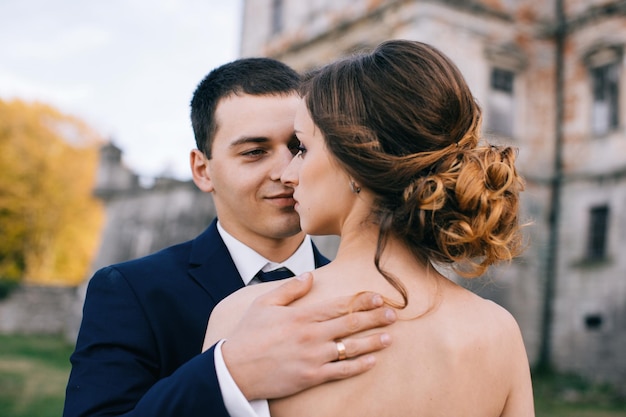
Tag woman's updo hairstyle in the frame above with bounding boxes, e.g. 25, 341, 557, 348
301, 40, 525, 290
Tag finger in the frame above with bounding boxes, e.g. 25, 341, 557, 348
256, 272, 314, 306
306, 291, 385, 322
329, 333, 392, 362
321, 306, 397, 341
318, 354, 377, 383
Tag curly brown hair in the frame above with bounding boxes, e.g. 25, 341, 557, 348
302, 40, 525, 307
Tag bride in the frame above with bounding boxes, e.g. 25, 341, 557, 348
204, 39, 534, 417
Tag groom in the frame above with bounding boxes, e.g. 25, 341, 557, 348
63, 57, 396, 417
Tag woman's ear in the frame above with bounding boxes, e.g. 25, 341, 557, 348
190, 149, 214, 193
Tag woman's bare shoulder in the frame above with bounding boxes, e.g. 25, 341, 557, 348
459, 288, 534, 415
475, 292, 522, 336
203, 280, 283, 350
442, 281, 525, 346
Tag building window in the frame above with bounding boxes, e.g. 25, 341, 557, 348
591, 61, 620, 136
584, 313, 604, 331
271, 0, 284, 35
587, 205, 610, 260
486, 68, 515, 137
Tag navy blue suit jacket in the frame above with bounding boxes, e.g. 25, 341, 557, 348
64, 219, 329, 417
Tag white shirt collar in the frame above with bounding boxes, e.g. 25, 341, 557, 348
216, 221, 315, 286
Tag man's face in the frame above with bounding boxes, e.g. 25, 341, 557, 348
198, 93, 303, 247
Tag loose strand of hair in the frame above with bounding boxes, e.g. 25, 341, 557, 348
375, 214, 409, 309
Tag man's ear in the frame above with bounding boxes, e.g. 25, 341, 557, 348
190, 149, 214, 193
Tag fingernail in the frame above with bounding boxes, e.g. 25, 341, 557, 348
385, 308, 396, 322
296, 272, 310, 281
372, 294, 383, 306
380, 333, 392, 346
365, 355, 376, 366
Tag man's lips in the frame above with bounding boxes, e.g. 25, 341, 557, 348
266, 193, 296, 207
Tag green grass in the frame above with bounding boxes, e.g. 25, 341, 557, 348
0, 333, 625, 416
0, 334, 73, 417
533, 370, 626, 416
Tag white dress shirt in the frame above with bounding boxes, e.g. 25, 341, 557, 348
214, 221, 316, 417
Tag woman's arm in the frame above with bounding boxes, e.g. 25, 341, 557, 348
500, 313, 535, 417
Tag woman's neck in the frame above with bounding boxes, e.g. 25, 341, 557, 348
332, 219, 444, 315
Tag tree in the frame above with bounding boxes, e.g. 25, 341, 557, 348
0, 99, 104, 286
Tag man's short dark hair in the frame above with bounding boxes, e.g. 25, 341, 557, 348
190, 58, 301, 158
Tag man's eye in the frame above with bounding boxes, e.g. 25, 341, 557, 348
242, 149, 266, 157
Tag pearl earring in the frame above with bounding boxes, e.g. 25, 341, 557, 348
350, 180, 361, 194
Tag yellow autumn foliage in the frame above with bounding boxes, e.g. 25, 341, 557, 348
0, 98, 104, 286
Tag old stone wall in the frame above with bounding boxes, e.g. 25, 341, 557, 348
0, 285, 76, 335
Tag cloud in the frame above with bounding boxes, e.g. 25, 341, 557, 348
0, 70, 92, 106
4, 25, 112, 61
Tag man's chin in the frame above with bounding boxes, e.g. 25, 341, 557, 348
271, 218, 303, 239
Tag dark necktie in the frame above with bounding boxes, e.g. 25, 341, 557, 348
256, 267, 294, 282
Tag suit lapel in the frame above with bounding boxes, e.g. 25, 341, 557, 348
188, 219, 331, 304
188, 219, 245, 304
312, 244, 331, 268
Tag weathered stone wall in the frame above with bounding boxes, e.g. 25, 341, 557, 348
0, 285, 76, 335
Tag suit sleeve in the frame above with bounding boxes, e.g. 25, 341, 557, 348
63, 267, 230, 417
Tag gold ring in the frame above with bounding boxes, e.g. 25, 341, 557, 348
335, 340, 347, 361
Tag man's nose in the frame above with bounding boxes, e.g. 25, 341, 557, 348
270, 147, 297, 181
280, 153, 300, 186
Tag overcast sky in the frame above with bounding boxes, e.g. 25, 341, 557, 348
0, 0, 243, 180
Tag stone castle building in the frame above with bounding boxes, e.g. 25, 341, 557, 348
91, 142, 218, 272
237, 0, 626, 390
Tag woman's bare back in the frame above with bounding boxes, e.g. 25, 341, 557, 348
206, 260, 534, 417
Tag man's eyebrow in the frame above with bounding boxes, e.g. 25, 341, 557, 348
229, 136, 269, 148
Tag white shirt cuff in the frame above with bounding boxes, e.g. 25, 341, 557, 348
214, 339, 270, 417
